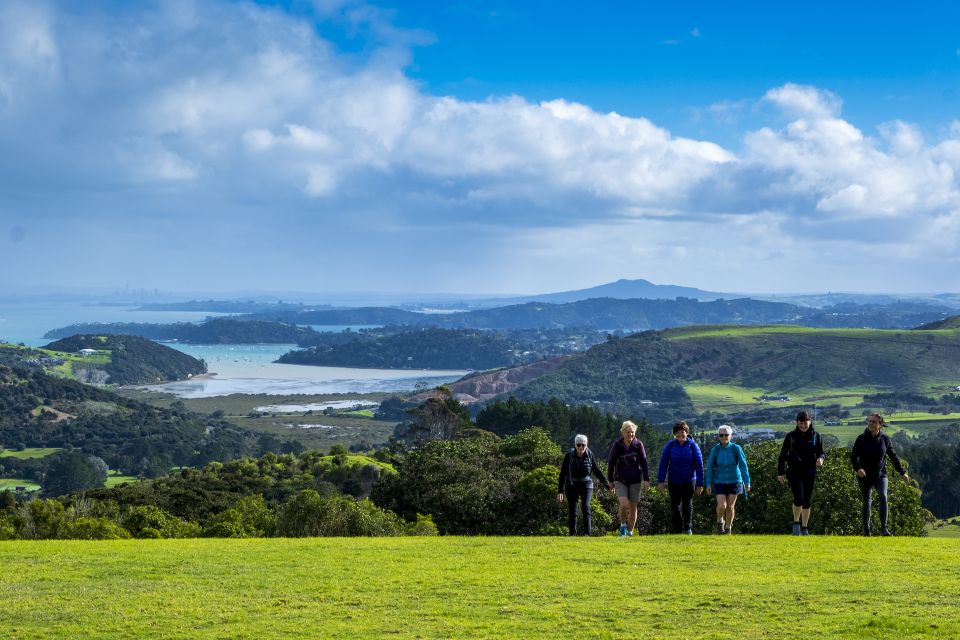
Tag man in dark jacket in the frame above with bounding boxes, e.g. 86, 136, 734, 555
557, 434, 608, 535
851, 413, 909, 536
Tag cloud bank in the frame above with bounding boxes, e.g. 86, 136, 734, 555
1, 1, 958, 294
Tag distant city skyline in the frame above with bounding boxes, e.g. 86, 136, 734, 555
3, 1, 960, 295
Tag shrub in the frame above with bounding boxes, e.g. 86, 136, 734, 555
277, 490, 402, 537
403, 513, 439, 536
121, 505, 201, 539
61, 517, 131, 540
203, 495, 277, 538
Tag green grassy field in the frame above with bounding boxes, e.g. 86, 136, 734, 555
116, 389, 399, 450
0, 448, 61, 460
0, 479, 40, 491
104, 474, 140, 488
927, 520, 960, 538
0, 537, 957, 639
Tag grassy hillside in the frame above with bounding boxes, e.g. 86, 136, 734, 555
43, 334, 206, 385
665, 325, 960, 394
1, 537, 957, 639
915, 315, 960, 330
505, 324, 960, 423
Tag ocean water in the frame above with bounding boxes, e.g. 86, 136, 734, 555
0, 301, 226, 346
0, 303, 467, 397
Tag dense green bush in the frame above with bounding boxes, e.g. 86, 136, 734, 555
121, 505, 202, 539
61, 517, 132, 540
277, 491, 402, 537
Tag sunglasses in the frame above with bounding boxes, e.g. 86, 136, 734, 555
718, 434, 730, 438
575, 443, 586, 447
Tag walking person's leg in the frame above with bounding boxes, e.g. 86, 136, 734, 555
565, 486, 579, 536
788, 474, 803, 535
668, 482, 684, 533
876, 477, 890, 535
679, 482, 695, 533
715, 494, 727, 533
581, 485, 594, 536
859, 477, 873, 535
724, 494, 739, 533
799, 473, 815, 534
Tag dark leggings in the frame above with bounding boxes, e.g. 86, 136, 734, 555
859, 476, 889, 532
565, 483, 594, 536
787, 472, 816, 509
668, 482, 695, 533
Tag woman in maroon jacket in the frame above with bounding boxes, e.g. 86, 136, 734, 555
607, 420, 650, 536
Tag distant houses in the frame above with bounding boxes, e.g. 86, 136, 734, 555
78, 348, 98, 356
758, 394, 791, 402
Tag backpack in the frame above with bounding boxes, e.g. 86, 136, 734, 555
567, 447, 594, 483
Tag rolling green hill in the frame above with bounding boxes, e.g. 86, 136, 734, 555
502, 325, 960, 422
0, 365, 256, 478
42, 334, 206, 385
916, 314, 960, 330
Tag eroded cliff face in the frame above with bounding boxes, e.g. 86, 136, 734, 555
407, 356, 572, 405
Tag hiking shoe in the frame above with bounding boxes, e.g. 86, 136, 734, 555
792, 522, 801, 536
724, 527, 732, 535
863, 530, 871, 537
881, 529, 892, 537
684, 529, 693, 535
618, 524, 627, 537
800, 527, 810, 536
717, 518, 726, 534
626, 529, 634, 536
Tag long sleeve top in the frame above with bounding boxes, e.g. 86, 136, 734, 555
657, 439, 704, 486
851, 429, 905, 481
777, 427, 826, 475
705, 442, 750, 487
607, 437, 649, 485
557, 447, 608, 492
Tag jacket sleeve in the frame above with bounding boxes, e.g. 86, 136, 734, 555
639, 441, 650, 481
591, 451, 608, 486
850, 435, 863, 471
885, 436, 906, 476
737, 445, 751, 486
558, 452, 570, 493
607, 444, 617, 483
814, 432, 825, 462
657, 441, 670, 484
704, 445, 715, 487
693, 442, 704, 487
777, 434, 790, 475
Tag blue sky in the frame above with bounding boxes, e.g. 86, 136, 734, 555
2, 0, 960, 297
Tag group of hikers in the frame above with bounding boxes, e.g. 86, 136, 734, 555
556, 411, 909, 537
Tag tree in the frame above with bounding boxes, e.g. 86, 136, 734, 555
42, 451, 108, 496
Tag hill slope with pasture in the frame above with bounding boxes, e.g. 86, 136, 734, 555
480, 325, 960, 419
42, 334, 205, 385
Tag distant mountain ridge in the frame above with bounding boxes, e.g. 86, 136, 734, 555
469, 278, 729, 306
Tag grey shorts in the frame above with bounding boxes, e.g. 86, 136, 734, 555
615, 481, 642, 502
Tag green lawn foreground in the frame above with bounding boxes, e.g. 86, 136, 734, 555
1, 537, 958, 639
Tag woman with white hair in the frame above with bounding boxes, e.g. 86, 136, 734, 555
557, 434, 609, 536
705, 425, 751, 534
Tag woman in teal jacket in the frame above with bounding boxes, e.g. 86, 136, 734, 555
705, 425, 751, 534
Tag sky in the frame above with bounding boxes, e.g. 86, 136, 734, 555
2, 0, 960, 298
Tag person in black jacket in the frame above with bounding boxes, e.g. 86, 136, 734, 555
850, 413, 910, 536
557, 434, 608, 536
777, 411, 825, 536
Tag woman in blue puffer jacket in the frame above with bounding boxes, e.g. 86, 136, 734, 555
656, 420, 704, 534
705, 425, 751, 534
